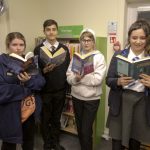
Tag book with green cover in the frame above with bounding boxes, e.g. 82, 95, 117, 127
71, 51, 99, 75
40, 46, 67, 66
116, 55, 150, 79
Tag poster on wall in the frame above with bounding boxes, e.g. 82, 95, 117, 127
58, 25, 83, 38
108, 21, 117, 44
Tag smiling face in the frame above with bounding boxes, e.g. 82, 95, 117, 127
129, 28, 146, 54
127, 20, 150, 55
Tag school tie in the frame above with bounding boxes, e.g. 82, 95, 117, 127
132, 56, 139, 61
51, 46, 55, 52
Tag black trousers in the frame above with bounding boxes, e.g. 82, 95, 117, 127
112, 139, 141, 150
1, 142, 16, 150
41, 90, 66, 149
1, 115, 35, 150
22, 115, 35, 150
72, 97, 99, 150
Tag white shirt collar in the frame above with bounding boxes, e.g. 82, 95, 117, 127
128, 48, 145, 61
43, 40, 59, 51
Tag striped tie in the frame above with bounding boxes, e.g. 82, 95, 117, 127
132, 56, 139, 61
51, 46, 55, 52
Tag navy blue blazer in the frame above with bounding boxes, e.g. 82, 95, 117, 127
106, 48, 150, 125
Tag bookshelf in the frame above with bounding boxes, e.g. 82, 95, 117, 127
61, 95, 77, 135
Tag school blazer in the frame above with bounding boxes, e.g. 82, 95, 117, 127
106, 48, 150, 125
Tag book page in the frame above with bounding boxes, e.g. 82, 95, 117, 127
40, 47, 67, 66
117, 59, 129, 76
23, 55, 39, 75
40, 49, 51, 64
9, 53, 26, 62
25, 52, 34, 60
53, 47, 65, 58
116, 55, 132, 63
51, 51, 67, 66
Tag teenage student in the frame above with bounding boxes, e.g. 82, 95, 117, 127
0, 32, 45, 150
66, 28, 106, 150
34, 19, 70, 150
106, 20, 150, 150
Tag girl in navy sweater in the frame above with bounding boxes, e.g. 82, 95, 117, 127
0, 32, 45, 150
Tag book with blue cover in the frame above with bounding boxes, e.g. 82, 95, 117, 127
116, 55, 150, 79
71, 51, 99, 75
8, 52, 39, 75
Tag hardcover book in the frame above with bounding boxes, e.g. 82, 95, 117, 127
116, 55, 150, 79
71, 51, 99, 75
40, 46, 67, 66
8, 52, 39, 75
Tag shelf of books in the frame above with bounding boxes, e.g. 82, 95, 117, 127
60, 91, 77, 135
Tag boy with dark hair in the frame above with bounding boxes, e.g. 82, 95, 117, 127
34, 19, 70, 150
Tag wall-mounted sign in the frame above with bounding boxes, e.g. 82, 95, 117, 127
110, 36, 116, 43
108, 21, 117, 36
58, 25, 83, 38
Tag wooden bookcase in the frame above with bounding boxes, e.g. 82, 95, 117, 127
60, 94, 77, 135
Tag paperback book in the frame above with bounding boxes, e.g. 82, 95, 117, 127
8, 52, 39, 75
116, 55, 150, 79
71, 51, 99, 75
40, 46, 67, 66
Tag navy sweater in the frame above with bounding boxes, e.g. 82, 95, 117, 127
34, 42, 70, 93
0, 54, 45, 144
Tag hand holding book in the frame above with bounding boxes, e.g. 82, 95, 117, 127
116, 55, 150, 79
8, 52, 39, 75
117, 76, 134, 87
17, 72, 31, 83
74, 72, 83, 82
43, 64, 56, 74
139, 74, 150, 88
71, 51, 99, 76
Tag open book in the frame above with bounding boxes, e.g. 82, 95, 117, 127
8, 52, 39, 75
116, 55, 150, 79
40, 46, 67, 66
71, 51, 99, 75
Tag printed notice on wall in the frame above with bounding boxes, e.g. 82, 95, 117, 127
108, 21, 117, 36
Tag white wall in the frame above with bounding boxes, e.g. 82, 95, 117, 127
0, 0, 127, 53
0, 0, 46, 52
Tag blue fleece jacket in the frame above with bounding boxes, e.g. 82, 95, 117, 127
0, 53, 45, 144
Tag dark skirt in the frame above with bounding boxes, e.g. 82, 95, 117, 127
107, 90, 150, 147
